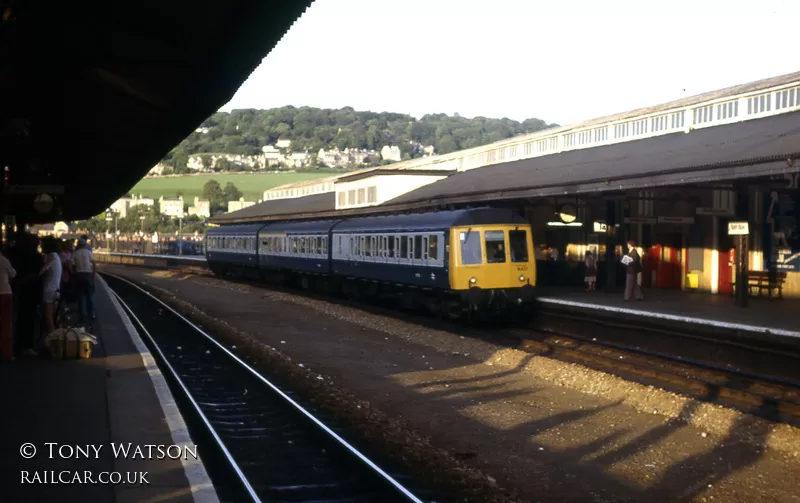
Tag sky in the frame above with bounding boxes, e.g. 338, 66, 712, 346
221, 0, 800, 126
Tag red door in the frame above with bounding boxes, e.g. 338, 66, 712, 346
718, 248, 734, 295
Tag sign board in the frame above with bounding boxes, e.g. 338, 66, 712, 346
2, 184, 65, 195
623, 217, 657, 224
658, 216, 695, 224
728, 221, 749, 235
592, 222, 607, 233
775, 249, 800, 272
696, 207, 735, 216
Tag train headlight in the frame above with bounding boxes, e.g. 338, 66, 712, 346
469, 277, 477, 284
519, 275, 526, 282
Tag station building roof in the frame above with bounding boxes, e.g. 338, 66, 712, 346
212, 192, 335, 224
382, 109, 800, 208
212, 109, 800, 225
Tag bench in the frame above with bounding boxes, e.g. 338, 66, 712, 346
730, 270, 787, 299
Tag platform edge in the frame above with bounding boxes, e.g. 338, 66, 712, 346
537, 297, 800, 339
97, 276, 221, 503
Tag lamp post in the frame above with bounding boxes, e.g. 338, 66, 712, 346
106, 209, 119, 251
178, 214, 183, 256
139, 215, 146, 253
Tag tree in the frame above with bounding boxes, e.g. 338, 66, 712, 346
222, 182, 243, 202
161, 106, 558, 170
202, 180, 226, 215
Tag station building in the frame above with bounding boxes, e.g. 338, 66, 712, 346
214, 71, 800, 300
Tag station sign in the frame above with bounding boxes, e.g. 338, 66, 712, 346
728, 221, 749, 235
696, 207, 735, 216
658, 216, 695, 224
592, 221, 607, 233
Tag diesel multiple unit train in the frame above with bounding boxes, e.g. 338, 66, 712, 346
205, 208, 537, 318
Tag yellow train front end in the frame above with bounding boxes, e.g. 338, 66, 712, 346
448, 223, 536, 312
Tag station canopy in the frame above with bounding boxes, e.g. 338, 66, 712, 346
0, 0, 313, 224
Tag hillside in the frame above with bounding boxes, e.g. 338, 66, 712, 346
161, 106, 558, 172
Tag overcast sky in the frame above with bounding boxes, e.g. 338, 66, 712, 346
221, 0, 799, 126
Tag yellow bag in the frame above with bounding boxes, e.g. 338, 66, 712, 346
46, 328, 98, 359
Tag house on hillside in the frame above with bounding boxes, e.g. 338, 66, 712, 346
187, 197, 211, 218
159, 196, 184, 218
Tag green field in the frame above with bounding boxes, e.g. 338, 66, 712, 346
131, 173, 331, 202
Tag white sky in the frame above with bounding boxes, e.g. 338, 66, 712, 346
221, 0, 799, 126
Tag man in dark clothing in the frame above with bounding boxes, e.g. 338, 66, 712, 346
9, 233, 44, 356
623, 240, 644, 301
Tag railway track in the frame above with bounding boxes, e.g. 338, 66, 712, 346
508, 324, 800, 426
99, 255, 800, 427
102, 272, 436, 503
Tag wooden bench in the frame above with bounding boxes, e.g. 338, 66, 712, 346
730, 270, 787, 299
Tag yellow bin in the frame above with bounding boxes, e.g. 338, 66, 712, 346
686, 272, 700, 289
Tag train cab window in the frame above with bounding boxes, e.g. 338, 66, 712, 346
428, 235, 439, 261
509, 230, 529, 262
460, 231, 482, 265
414, 236, 423, 259
485, 230, 506, 263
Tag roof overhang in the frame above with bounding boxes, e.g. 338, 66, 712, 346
0, 0, 314, 224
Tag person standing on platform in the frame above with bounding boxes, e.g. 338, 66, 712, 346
623, 240, 644, 301
584, 250, 597, 292
39, 237, 62, 334
80, 234, 92, 252
11, 234, 43, 357
72, 238, 97, 322
0, 249, 17, 361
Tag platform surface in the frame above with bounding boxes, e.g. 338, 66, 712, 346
536, 286, 800, 335
0, 278, 216, 503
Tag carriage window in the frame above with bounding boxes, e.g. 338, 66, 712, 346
460, 231, 482, 265
400, 236, 409, 259
414, 236, 423, 259
485, 230, 506, 263
292, 238, 298, 253
388, 236, 396, 258
322, 237, 328, 255
429, 235, 439, 261
509, 230, 529, 262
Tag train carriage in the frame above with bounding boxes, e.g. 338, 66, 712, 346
257, 219, 339, 276
331, 208, 536, 313
205, 223, 262, 275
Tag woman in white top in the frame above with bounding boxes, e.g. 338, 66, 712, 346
0, 250, 16, 360
39, 239, 62, 335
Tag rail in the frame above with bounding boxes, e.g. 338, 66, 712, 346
103, 272, 430, 502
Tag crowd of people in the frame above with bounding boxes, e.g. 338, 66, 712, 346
0, 233, 96, 361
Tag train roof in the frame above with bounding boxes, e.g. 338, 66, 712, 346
205, 223, 265, 236
259, 219, 340, 234
332, 207, 528, 233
